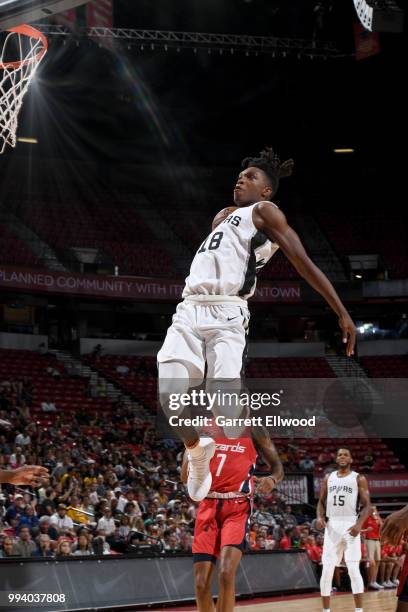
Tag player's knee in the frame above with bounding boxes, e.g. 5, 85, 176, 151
346, 561, 364, 593
320, 563, 336, 596
218, 566, 236, 589
158, 369, 190, 416
194, 567, 212, 596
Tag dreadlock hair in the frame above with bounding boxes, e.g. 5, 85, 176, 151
241, 146, 294, 199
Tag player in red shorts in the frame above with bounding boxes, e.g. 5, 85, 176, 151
181, 430, 283, 612
382, 504, 408, 611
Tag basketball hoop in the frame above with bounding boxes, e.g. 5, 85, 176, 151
0, 25, 47, 154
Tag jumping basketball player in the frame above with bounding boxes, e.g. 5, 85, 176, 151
158, 147, 356, 502
317, 448, 371, 612
181, 428, 283, 612
382, 504, 408, 611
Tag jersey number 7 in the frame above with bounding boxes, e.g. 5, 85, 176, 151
215, 453, 227, 477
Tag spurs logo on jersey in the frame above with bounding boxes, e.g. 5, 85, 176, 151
182, 202, 280, 301
326, 470, 359, 520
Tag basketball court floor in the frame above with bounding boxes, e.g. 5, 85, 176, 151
170, 590, 397, 611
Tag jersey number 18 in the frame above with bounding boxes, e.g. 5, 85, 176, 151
198, 231, 223, 253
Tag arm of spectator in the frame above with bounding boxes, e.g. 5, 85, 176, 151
316, 474, 328, 530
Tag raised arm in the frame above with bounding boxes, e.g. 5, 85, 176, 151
316, 474, 329, 530
253, 202, 356, 356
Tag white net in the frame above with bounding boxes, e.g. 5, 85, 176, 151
0, 25, 47, 154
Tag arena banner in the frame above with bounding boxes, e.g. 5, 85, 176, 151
0, 265, 301, 303
315, 472, 408, 496
0, 551, 318, 611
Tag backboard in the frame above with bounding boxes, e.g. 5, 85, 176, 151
0, 0, 89, 30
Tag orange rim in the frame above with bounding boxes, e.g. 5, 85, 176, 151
1, 24, 48, 69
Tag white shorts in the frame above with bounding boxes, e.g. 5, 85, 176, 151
322, 520, 361, 565
157, 301, 250, 380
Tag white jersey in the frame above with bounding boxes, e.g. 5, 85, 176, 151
326, 470, 359, 521
182, 202, 279, 301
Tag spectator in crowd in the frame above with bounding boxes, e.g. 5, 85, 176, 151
253, 501, 276, 529
258, 525, 276, 550
117, 488, 141, 516
67, 495, 90, 526
360, 448, 375, 471
270, 502, 285, 526
8, 447, 26, 469
32, 534, 55, 558
12, 526, 36, 557
15, 430, 31, 447
17, 504, 39, 535
97, 508, 116, 538
38, 516, 59, 541
279, 527, 296, 550
299, 454, 315, 471
72, 532, 94, 556
56, 539, 73, 558
362, 505, 383, 590
305, 535, 322, 563
164, 533, 180, 552
5, 494, 25, 524
282, 504, 298, 527
50, 504, 75, 538
0, 536, 15, 558
116, 515, 131, 540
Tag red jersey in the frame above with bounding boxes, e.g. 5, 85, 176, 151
209, 437, 257, 495
362, 515, 381, 539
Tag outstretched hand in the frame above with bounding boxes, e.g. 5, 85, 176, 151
338, 313, 356, 357
8, 465, 49, 487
